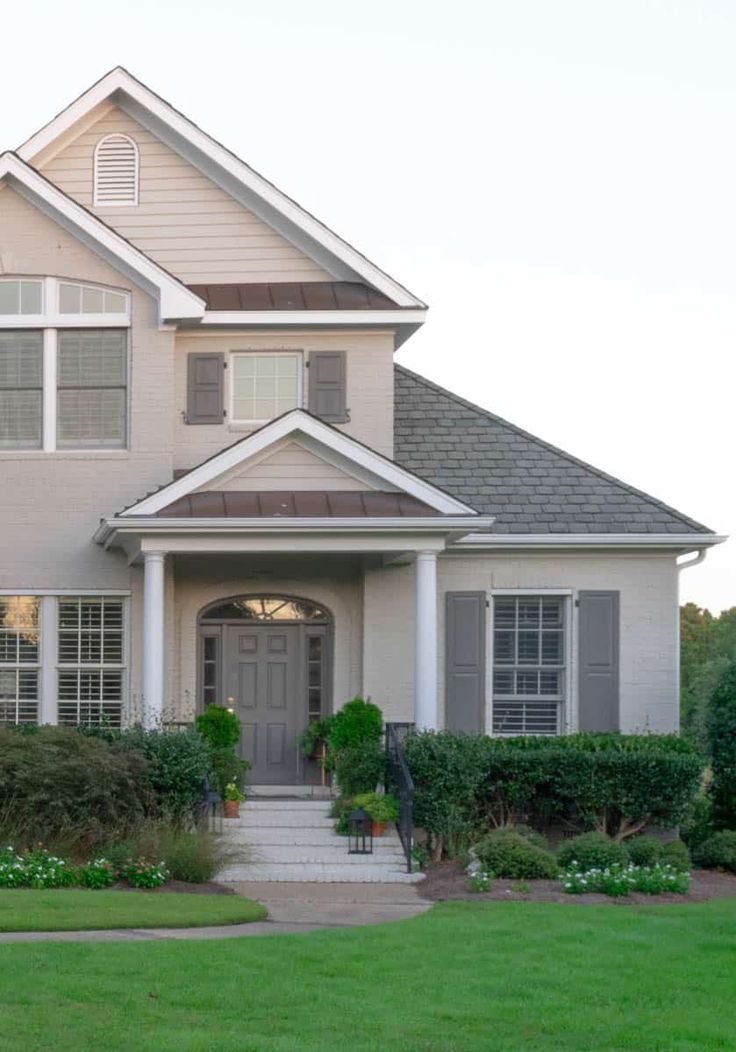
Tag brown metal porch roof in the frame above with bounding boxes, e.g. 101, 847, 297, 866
155, 490, 441, 518
187, 281, 399, 311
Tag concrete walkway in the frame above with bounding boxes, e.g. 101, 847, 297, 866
0, 882, 431, 943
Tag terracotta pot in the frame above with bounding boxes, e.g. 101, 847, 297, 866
372, 821, 386, 837
223, 800, 240, 819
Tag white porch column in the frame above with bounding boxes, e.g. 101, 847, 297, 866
414, 549, 439, 730
143, 551, 166, 728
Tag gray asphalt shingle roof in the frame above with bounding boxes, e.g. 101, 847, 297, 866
394, 366, 713, 535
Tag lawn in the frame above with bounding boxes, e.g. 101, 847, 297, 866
0, 900, 734, 1051
0, 890, 266, 931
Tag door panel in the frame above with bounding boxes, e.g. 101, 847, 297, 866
226, 625, 302, 783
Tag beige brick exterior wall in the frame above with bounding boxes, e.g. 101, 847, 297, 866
363, 552, 680, 733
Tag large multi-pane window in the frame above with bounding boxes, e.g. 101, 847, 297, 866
57, 598, 125, 727
492, 596, 566, 736
0, 597, 40, 724
231, 352, 301, 423
0, 278, 129, 452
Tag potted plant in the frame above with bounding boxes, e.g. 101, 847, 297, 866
300, 717, 333, 760
223, 782, 246, 818
354, 792, 399, 837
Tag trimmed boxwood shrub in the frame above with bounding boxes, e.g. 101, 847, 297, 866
195, 704, 240, 748
661, 839, 691, 872
692, 830, 736, 872
334, 740, 386, 796
473, 830, 558, 880
119, 728, 213, 822
404, 731, 705, 858
557, 832, 629, 870
627, 835, 664, 867
328, 698, 383, 754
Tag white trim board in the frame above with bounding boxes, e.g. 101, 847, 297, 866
118, 409, 478, 517
455, 533, 726, 551
17, 67, 426, 311
0, 152, 204, 323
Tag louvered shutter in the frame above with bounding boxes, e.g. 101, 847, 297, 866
445, 592, 486, 733
308, 351, 347, 422
578, 591, 620, 731
94, 135, 139, 206
187, 353, 224, 424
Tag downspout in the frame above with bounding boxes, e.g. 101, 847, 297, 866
674, 549, 707, 733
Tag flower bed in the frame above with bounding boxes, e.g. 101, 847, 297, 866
561, 862, 690, 897
0, 846, 169, 890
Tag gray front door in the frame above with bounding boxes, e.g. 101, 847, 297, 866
225, 625, 303, 784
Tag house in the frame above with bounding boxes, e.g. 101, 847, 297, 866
0, 68, 722, 786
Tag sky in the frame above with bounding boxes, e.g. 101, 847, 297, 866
3, 0, 734, 610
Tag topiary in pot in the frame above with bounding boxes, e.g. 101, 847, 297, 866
333, 740, 386, 796
557, 831, 629, 871
473, 829, 558, 880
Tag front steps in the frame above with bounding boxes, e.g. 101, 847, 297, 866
217, 798, 424, 884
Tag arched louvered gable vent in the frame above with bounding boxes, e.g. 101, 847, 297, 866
93, 134, 139, 206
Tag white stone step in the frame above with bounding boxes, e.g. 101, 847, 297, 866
218, 862, 425, 884
225, 828, 402, 847
240, 799, 332, 812
241, 844, 406, 865
247, 784, 333, 799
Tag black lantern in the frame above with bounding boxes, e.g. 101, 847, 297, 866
348, 807, 373, 855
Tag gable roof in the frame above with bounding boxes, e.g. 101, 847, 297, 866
18, 67, 426, 311
0, 152, 204, 322
120, 408, 479, 518
394, 366, 715, 536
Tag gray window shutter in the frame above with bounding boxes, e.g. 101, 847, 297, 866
187, 353, 224, 424
308, 351, 347, 422
578, 591, 620, 732
445, 592, 486, 734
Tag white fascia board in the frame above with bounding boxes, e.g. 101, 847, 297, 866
200, 309, 427, 327
119, 410, 478, 517
0, 154, 204, 323
95, 515, 494, 546
453, 533, 727, 551
17, 68, 425, 310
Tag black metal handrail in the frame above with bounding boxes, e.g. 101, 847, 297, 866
385, 722, 415, 873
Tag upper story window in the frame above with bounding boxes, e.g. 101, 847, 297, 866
0, 278, 130, 452
230, 352, 302, 424
93, 134, 139, 207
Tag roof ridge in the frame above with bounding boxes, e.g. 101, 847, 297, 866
395, 364, 712, 533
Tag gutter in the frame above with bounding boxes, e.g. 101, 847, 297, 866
452, 533, 728, 552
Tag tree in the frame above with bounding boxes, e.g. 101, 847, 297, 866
680, 603, 736, 747
707, 661, 736, 828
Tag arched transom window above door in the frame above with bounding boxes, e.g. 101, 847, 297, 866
200, 596, 331, 623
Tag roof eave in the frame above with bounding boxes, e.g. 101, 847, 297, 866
452, 532, 727, 552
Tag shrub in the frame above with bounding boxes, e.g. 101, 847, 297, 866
512, 824, 550, 851
467, 871, 491, 893
196, 704, 240, 748
0, 726, 150, 845
99, 820, 227, 883
693, 830, 736, 872
78, 858, 117, 889
120, 729, 213, 824
680, 792, 714, 848
334, 740, 386, 796
706, 661, 736, 828
661, 839, 691, 872
473, 830, 558, 880
328, 698, 383, 754
209, 745, 249, 799
0, 846, 76, 889
557, 832, 629, 871
627, 835, 664, 867
120, 859, 169, 888
353, 792, 399, 824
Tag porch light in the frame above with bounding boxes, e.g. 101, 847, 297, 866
348, 807, 373, 855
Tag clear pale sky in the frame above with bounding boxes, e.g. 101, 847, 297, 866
4, 0, 733, 610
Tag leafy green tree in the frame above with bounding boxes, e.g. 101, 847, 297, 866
707, 661, 736, 828
680, 603, 736, 746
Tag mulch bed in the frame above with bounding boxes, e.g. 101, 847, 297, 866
418, 861, 736, 906
112, 880, 236, 896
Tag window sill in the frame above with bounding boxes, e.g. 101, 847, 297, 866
0, 450, 131, 460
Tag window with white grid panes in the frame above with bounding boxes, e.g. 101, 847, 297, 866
492, 596, 565, 735
0, 596, 40, 724
57, 597, 125, 727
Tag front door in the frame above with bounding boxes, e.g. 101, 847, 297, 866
225, 624, 303, 784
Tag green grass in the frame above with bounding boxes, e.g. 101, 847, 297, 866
0, 890, 266, 932
0, 900, 734, 1050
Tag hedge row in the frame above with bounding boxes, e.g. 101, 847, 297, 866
403, 732, 705, 856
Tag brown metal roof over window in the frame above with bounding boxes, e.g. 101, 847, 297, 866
154, 491, 441, 518
187, 281, 400, 312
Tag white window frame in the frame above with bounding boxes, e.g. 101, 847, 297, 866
0, 596, 42, 725
229, 350, 304, 427
0, 278, 131, 453
489, 590, 573, 737
0, 591, 130, 727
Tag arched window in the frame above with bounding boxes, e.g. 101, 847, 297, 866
200, 596, 331, 623
93, 134, 139, 206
